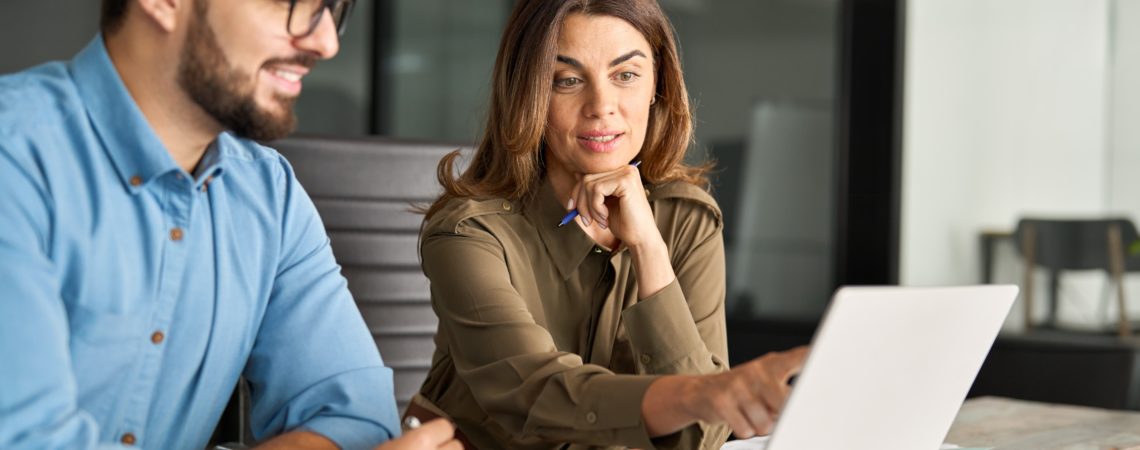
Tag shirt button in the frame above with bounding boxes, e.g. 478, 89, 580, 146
586, 411, 597, 424
170, 227, 184, 241
501, 201, 512, 211
151, 331, 165, 345
593, 246, 604, 254
640, 354, 652, 365
129, 175, 142, 187
121, 432, 137, 445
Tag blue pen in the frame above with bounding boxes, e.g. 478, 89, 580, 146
557, 161, 641, 227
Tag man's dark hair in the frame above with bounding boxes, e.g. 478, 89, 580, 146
101, 0, 130, 32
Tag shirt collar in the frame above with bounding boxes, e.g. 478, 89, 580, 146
192, 137, 227, 190
524, 178, 599, 280
70, 35, 218, 193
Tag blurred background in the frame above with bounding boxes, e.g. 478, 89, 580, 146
0, 0, 850, 319
4, 0, 1140, 415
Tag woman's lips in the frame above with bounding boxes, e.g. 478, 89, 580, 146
577, 132, 624, 153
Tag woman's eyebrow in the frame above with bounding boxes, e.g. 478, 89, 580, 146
554, 50, 647, 69
609, 50, 647, 67
556, 55, 582, 68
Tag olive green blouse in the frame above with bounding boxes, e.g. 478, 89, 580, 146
413, 178, 731, 449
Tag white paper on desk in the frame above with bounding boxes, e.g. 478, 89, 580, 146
720, 436, 769, 449
719, 437, 963, 449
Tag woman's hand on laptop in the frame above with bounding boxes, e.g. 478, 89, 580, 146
641, 346, 810, 439
374, 418, 462, 450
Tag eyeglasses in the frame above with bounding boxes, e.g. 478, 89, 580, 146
287, 0, 355, 38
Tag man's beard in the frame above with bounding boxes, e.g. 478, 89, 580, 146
177, 2, 314, 141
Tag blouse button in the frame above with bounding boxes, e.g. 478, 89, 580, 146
585, 411, 598, 424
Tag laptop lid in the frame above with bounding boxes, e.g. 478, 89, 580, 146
766, 285, 1017, 450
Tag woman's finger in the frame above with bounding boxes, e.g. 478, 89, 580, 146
567, 179, 581, 212
740, 399, 775, 437
705, 393, 754, 439
405, 418, 456, 447
438, 439, 464, 450
576, 163, 644, 230
725, 405, 757, 439
574, 178, 593, 226
726, 369, 777, 437
750, 348, 808, 416
587, 179, 612, 228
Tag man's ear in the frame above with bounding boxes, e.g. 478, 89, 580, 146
135, 0, 185, 33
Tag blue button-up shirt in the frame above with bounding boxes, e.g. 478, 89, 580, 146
0, 37, 399, 449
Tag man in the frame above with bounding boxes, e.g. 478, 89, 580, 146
0, 0, 457, 448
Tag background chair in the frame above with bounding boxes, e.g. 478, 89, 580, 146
960, 217, 1140, 412
209, 135, 471, 447
1014, 218, 1140, 338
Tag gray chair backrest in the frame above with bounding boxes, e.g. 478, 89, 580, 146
1013, 218, 1140, 271
275, 135, 472, 414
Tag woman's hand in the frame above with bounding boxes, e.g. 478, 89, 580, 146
570, 164, 676, 298
641, 346, 810, 439
570, 164, 658, 249
373, 419, 462, 450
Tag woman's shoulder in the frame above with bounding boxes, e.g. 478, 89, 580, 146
422, 196, 522, 237
647, 180, 723, 225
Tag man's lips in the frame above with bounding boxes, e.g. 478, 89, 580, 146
269, 67, 304, 82
261, 55, 317, 96
262, 65, 310, 96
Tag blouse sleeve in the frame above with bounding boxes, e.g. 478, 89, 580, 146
621, 192, 732, 449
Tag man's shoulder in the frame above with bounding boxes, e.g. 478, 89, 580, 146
215, 134, 294, 186
219, 134, 284, 163
0, 62, 83, 134
0, 62, 86, 177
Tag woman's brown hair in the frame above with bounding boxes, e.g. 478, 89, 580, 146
424, 0, 708, 219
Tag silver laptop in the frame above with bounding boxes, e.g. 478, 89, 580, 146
763, 285, 1017, 450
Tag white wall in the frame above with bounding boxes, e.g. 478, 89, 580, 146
1109, 1, 1140, 216
900, 0, 1110, 289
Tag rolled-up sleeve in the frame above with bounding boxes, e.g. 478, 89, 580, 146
243, 162, 399, 449
421, 222, 661, 449
0, 142, 127, 450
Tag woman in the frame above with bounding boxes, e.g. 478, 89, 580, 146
409, 0, 807, 448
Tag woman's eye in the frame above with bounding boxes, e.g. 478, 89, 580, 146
554, 77, 582, 88
616, 72, 639, 82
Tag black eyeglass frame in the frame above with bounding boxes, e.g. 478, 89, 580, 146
286, 0, 355, 38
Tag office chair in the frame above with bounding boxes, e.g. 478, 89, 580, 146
209, 135, 471, 447
1013, 218, 1139, 338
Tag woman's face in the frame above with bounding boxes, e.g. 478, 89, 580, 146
544, 13, 655, 179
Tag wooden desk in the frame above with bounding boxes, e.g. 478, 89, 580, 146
947, 397, 1140, 449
